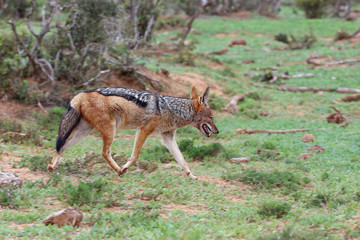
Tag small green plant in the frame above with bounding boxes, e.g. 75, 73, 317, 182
0, 119, 42, 145
179, 139, 229, 161
222, 169, 310, 191
258, 200, 291, 218
34, 106, 66, 139
208, 93, 225, 110
26, 155, 52, 171
219, 67, 236, 78
258, 226, 331, 240
295, 0, 331, 19
0, 186, 29, 209
142, 145, 173, 163
60, 178, 121, 207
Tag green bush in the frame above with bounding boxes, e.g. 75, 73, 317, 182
0, 186, 29, 209
295, 0, 331, 18
60, 178, 121, 207
209, 93, 225, 111
142, 145, 173, 163
179, 139, 228, 161
258, 226, 332, 240
0, 119, 42, 145
258, 200, 291, 218
222, 169, 310, 191
26, 155, 52, 171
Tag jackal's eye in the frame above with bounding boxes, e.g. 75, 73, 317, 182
210, 116, 214, 120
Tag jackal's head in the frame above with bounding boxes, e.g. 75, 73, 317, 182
190, 86, 219, 138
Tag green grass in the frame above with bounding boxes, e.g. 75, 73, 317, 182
1, 9, 360, 239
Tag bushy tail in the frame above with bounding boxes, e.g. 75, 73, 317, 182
56, 105, 81, 152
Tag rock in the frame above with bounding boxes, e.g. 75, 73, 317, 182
43, 208, 83, 227
228, 38, 247, 47
242, 59, 255, 64
207, 48, 228, 55
298, 153, 313, 160
301, 134, 315, 142
306, 145, 325, 153
161, 68, 169, 76
0, 171, 23, 189
230, 157, 250, 164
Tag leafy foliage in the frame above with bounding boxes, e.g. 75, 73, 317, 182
258, 200, 291, 218
222, 169, 310, 191
295, 0, 331, 18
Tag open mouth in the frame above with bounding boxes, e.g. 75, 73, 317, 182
201, 124, 211, 138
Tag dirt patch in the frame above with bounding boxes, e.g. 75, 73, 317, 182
198, 176, 250, 189
171, 72, 224, 97
0, 100, 40, 121
0, 152, 49, 182
215, 32, 239, 38
222, 11, 252, 20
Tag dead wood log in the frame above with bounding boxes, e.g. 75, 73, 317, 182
276, 86, 360, 93
308, 58, 360, 67
223, 91, 256, 113
340, 94, 360, 101
235, 128, 309, 134
258, 72, 314, 83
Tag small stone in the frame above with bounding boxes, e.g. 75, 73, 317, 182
242, 59, 255, 64
298, 153, 313, 160
230, 157, 250, 164
0, 171, 23, 189
228, 38, 247, 47
306, 145, 325, 153
302, 134, 315, 142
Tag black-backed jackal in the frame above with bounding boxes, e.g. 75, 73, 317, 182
48, 86, 219, 179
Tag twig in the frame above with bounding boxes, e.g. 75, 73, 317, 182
235, 128, 309, 134
82, 70, 111, 87
135, 70, 163, 90
340, 94, 360, 102
38, 101, 48, 116
250, 67, 278, 71
275, 86, 360, 94
223, 91, 256, 113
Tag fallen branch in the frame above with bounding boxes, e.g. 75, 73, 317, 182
258, 72, 314, 83
275, 86, 360, 94
223, 91, 256, 113
340, 94, 360, 102
235, 128, 309, 134
308, 58, 360, 66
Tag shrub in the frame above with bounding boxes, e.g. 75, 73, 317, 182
26, 155, 51, 171
258, 226, 332, 240
142, 145, 173, 163
0, 186, 29, 209
295, 0, 331, 19
222, 169, 310, 191
258, 200, 291, 218
0, 119, 42, 146
60, 178, 121, 207
179, 139, 227, 161
209, 93, 225, 111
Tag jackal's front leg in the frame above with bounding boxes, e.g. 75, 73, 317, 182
161, 131, 198, 180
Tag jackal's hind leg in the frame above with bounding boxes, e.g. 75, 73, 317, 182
99, 122, 122, 174
119, 128, 151, 175
48, 119, 92, 172
161, 131, 198, 180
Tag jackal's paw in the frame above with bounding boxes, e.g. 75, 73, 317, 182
47, 164, 54, 173
187, 172, 198, 180
117, 167, 128, 176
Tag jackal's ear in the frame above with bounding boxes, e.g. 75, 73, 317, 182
190, 86, 199, 99
199, 87, 210, 105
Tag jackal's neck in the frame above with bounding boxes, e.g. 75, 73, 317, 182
159, 96, 195, 122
